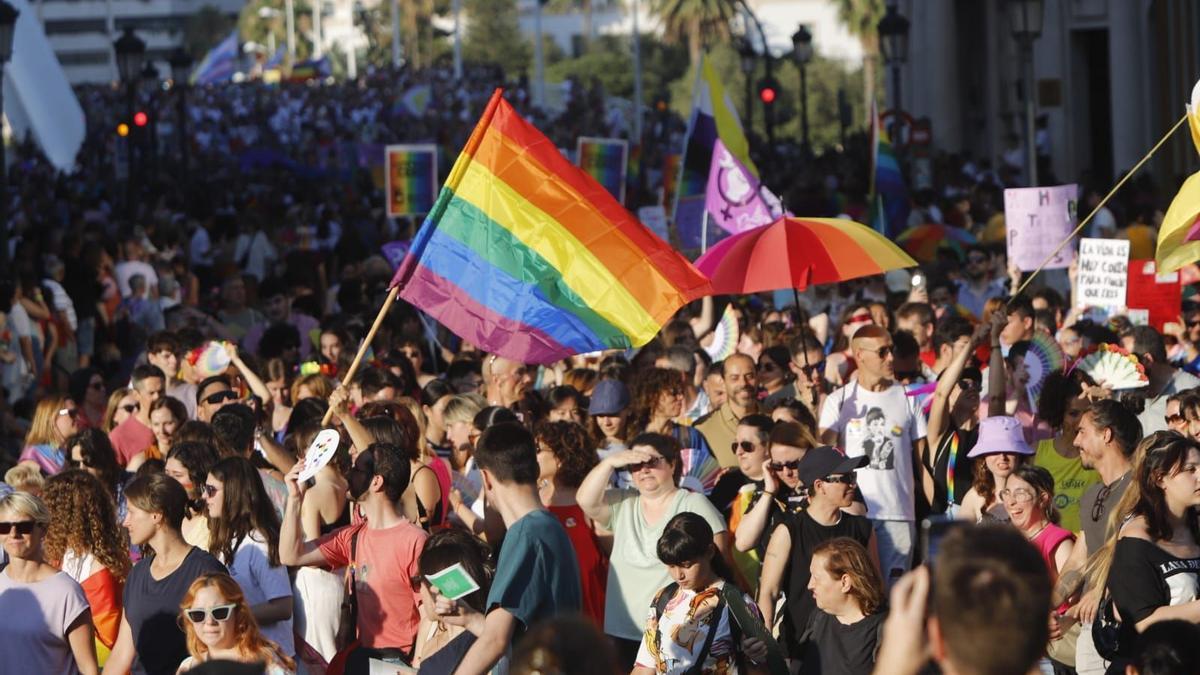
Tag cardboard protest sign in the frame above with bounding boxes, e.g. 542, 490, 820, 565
1076, 238, 1130, 308
1004, 184, 1078, 271
385, 144, 438, 217
1127, 260, 1183, 331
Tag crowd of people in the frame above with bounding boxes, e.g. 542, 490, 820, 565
2, 62, 1200, 675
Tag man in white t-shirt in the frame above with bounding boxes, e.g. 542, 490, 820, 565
819, 325, 928, 586
114, 237, 159, 298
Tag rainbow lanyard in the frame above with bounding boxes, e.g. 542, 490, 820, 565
946, 431, 960, 505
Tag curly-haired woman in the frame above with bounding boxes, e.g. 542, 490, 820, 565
535, 420, 609, 627
64, 429, 130, 525
43, 470, 131, 665
628, 368, 715, 494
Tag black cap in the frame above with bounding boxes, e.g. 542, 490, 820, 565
797, 445, 867, 488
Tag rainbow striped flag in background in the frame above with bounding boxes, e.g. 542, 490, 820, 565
575, 137, 628, 203
385, 144, 438, 217
390, 89, 712, 364
869, 97, 910, 237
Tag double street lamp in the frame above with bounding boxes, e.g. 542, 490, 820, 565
0, 0, 17, 268
1009, 0, 1044, 186
877, 4, 909, 150
791, 25, 813, 156
114, 27, 146, 219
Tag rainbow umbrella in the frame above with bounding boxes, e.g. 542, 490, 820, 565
897, 223, 977, 262
694, 216, 918, 296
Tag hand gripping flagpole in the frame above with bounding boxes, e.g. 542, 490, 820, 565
1012, 113, 1188, 299
320, 285, 401, 426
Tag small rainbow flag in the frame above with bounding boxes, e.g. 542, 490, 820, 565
576, 137, 628, 203
391, 90, 712, 364
385, 144, 438, 217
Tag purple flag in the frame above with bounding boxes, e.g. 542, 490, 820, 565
381, 240, 411, 269
705, 139, 784, 235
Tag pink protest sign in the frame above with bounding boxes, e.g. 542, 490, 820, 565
1004, 184, 1078, 271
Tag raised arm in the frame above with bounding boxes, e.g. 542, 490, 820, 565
986, 311, 1007, 418
280, 460, 335, 567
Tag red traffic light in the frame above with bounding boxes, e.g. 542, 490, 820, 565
759, 86, 777, 105
133, 111, 148, 127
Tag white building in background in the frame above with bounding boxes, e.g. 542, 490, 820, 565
513, 0, 861, 64
35, 0, 244, 84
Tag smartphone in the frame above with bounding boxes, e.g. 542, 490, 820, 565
921, 517, 965, 568
911, 272, 926, 290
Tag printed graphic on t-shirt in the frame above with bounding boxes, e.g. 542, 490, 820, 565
1160, 558, 1200, 606
846, 407, 902, 470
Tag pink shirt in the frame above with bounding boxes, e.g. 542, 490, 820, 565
317, 519, 427, 651
108, 416, 155, 466
1032, 523, 1075, 573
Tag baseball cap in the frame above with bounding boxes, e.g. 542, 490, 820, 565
798, 445, 868, 488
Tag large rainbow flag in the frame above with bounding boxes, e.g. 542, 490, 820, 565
391, 90, 712, 364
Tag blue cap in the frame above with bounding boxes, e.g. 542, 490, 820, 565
588, 378, 630, 416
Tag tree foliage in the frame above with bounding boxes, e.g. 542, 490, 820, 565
184, 5, 238, 59
648, 0, 735, 66
545, 34, 688, 102
463, 0, 531, 76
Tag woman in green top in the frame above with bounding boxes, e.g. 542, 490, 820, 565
1033, 371, 1100, 533
578, 432, 730, 670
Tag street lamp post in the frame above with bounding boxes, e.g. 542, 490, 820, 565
877, 4, 910, 154
738, 39, 755, 133
1009, 0, 1044, 187
169, 48, 193, 179
141, 61, 159, 170
114, 27, 145, 220
0, 0, 17, 269
791, 25, 813, 156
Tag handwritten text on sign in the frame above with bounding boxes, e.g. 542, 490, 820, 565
1005, 184, 1078, 271
1076, 238, 1130, 308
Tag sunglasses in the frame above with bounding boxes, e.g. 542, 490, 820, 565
795, 361, 825, 378
121, 404, 139, 413
185, 604, 237, 623
871, 346, 894, 359
957, 379, 981, 392
57, 407, 78, 417
0, 521, 36, 535
731, 441, 758, 454
628, 456, 665, 472
204, 390, 239, 406
769, 459, 802, 472
66, 456, 89, 469
822, 472, 857, 485
1187, 321, 1200, 329
202, 484, 220, 498
1091, 482, 1113, 523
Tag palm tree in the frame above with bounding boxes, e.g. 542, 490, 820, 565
649, 0, 735, 67
833, 0, 884, 123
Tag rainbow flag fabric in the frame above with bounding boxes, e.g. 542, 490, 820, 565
391, 89, 712, 364
869, 97, 909, 237
576, 137, 628, 203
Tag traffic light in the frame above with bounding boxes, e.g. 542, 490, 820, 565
758, 78, 779, 106
133, 111, 148, 127
117, 123, 129, 137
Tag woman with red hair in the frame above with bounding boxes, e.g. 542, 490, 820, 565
176, 573, 295, 674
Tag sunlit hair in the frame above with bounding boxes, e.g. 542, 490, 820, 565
394, 396, 431, 460
534, 420, 597, 488
290, 373, 333, 405
103, 388, 135, 433
206, 457, 282, 567
179, 573, 295, 672
628, 367, 686, 434
43, 470, 131, 580
359, 399, 421, 461
125, 472, 189, 533
24, 394, 74, 448
0, 490, 51, 526
812, 537, 885, 616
